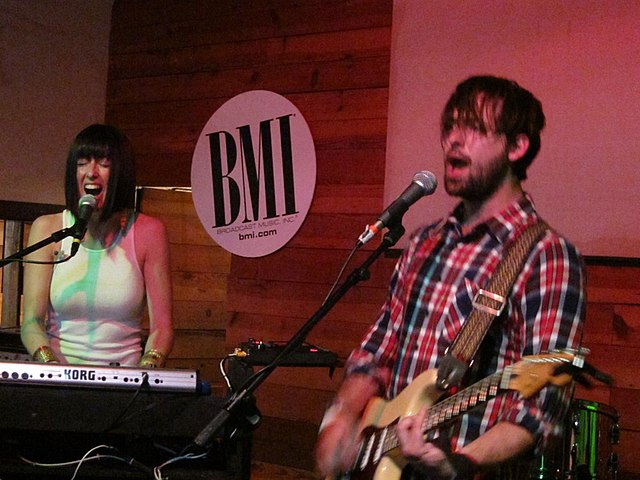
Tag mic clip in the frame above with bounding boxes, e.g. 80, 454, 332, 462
357, 222, 405, 248
357, 224, 379, 246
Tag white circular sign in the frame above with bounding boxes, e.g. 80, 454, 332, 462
191, 90, 316, 257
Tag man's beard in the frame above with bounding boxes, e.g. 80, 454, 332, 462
444, 150, 510, 202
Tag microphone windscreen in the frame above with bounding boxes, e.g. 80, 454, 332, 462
413, 170, 438, 195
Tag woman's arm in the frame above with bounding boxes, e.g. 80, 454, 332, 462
136, 214, 174, 367
20, 214, 60, 360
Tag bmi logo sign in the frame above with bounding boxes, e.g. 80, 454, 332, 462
191, 90, 316, 257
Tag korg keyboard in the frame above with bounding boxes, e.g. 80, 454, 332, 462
0, 360, 198, 392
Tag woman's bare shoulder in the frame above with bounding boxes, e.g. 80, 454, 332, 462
133, 212, 168, 241
29, 212, 64, 241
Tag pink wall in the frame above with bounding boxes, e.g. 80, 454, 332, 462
386, 0, 640, 258
0, 0, 112, 206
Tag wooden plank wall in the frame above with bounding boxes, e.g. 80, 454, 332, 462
106, 1, 639, 477
137, 188, 232, 390
575, 262, 640, 478
106, 0, 394, 472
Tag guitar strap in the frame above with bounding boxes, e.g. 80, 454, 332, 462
436, 219, 549, 390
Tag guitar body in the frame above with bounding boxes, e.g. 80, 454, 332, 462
347, 368, 443, 480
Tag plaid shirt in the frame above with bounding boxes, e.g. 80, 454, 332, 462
346, 194, 585, 453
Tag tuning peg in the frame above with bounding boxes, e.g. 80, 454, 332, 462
573, 373, 593, 389
553, 359, 613, 387
553, 362, 592, 388
582, 361, 613, 385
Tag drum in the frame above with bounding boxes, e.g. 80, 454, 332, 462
568, 400, 619, 480
530, 420, 572, 479
530, 399, 619, 480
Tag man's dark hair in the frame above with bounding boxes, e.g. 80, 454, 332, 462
64, 124, 136, 220
440, 75, 545, 180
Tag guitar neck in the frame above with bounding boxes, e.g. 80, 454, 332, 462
381, 367, 511, 456
424, 367, 508, 432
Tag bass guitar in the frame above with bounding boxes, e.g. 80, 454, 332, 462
329, 350, 587, 480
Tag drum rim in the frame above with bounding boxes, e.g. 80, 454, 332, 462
572, 398, 619, 419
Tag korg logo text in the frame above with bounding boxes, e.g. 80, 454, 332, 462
64, 368, 96, 381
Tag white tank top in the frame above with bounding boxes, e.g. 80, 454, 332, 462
47, 210, 145, 366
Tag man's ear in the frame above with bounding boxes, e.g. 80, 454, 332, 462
507, 134, 530, 162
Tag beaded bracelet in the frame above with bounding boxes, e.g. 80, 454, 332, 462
32, 345, 59, 363
139, 349, 167, 368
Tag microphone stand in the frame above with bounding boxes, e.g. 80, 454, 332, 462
0, 226, 77, 269
192, 222, 406, 449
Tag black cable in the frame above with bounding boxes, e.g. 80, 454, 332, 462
104, 372, 151, 433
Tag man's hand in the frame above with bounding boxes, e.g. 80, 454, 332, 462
396, 407, 536, 478
315, 374, 381, 477
314, 408, 361, 477
396, 407, 457, 479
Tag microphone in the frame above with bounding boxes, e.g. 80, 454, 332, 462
70, 194, 97, 256
358, 171, 437, 246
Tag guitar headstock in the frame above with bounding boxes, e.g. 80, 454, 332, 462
507, 349, 588, 398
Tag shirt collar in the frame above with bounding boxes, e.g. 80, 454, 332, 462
441, 193, 539, 244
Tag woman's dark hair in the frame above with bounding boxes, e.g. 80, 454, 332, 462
440, 75, 546, 180
64, 124, 136, 220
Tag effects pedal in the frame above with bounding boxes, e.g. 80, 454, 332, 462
238, 338, 338, 368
